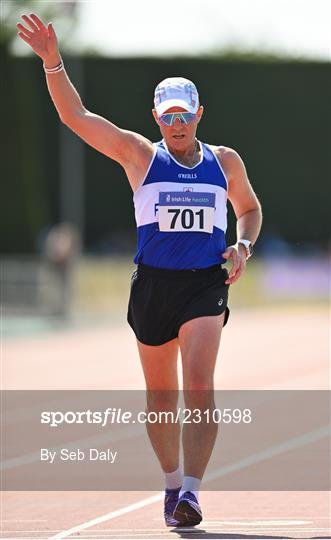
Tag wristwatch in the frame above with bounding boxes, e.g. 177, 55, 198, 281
237, 239, 253, 259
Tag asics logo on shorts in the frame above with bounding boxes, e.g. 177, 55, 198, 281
218, 298, 223, 306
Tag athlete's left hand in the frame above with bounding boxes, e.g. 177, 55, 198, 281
222, 244, 247, 285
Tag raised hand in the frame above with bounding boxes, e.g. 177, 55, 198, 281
17, 14, 59, 63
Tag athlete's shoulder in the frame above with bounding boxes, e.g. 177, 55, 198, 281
209, 144, 241, 162
210, 145, 247, 182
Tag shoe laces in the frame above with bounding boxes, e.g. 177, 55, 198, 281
164, 488, 180, 513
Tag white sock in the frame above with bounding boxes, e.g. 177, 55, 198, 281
164, 466, 183, 490
179, 476, 201, 501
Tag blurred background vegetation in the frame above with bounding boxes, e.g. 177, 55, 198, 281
3, 56, 329, 254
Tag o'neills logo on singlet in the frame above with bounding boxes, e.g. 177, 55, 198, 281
178, 173, 197, 179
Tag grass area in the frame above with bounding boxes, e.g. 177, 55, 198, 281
73, 256, 328, 318
74, 256, 135, 317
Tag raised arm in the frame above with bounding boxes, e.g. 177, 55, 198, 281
17, 14, 153, 190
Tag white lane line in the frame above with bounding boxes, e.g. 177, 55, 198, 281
18, 532, 331, 540
64, 530, 331, 536
49, 422, 330, 539
20, 521, 315, 530
15, 529, 321, 535
49, 493, 163, 539
51, 527, 330, 540
205, 519, 312, 525
204, 424, 330, 484
152, 516, 330, 521
76, 528, 331, 533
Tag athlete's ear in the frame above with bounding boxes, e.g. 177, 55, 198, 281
196, 105, 204, 123
152, 109, 160, 125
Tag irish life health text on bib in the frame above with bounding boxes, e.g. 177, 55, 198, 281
158, 192, 216, 233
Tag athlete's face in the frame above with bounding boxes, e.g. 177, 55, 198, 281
152, 105, 204, 151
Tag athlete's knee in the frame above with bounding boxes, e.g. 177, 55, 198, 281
146, 389, 179, 414
183, 387, 215, 409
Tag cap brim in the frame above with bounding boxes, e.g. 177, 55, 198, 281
155, 99, 198, 115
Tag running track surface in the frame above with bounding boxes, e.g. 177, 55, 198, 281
2, 306, 330, 539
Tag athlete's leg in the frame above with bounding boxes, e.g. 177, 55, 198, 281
178, 313, 225, 479
137, 338, 180, 473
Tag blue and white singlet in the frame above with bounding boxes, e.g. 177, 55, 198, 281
133, 139, 228, 269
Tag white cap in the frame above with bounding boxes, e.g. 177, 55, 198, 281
154, 77, 199, 115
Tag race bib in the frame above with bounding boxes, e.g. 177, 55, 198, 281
158, 192, 216, 233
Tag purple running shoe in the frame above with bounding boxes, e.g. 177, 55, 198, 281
164, 487, 181, 527
173, 491, 202, 526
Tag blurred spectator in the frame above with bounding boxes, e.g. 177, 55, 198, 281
44, 223, 80, 317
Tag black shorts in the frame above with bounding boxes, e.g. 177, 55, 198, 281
127, 263, 230, 346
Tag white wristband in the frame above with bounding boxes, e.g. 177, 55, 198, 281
43, 60, 64, 74
236, 239, 253, 259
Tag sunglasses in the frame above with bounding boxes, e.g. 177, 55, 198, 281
158, 112, 196, 126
